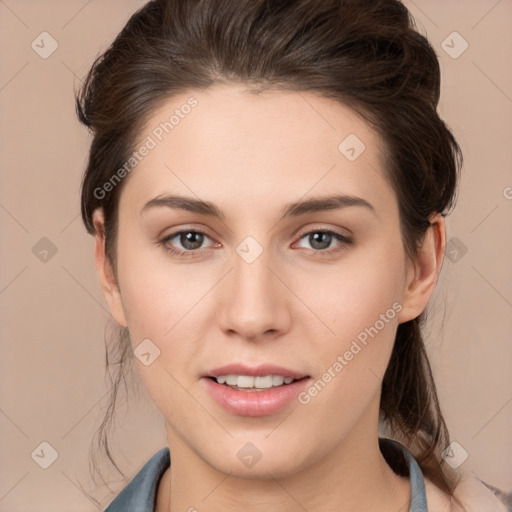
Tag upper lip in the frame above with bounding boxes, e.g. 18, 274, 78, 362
205, 363, 308, 380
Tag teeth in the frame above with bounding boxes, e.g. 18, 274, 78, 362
226, 375, 238, 385
214, 374, 297, 389
272, 375, 284, 386
238, 375, 255, 388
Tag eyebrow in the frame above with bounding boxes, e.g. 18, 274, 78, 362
140, 193, 376, 220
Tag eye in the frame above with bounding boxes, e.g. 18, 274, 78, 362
160, 229, 218, 256
160, 228, 353, 258
294, 229, 353, 255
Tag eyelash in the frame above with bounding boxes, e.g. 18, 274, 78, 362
160, 228, 353, 258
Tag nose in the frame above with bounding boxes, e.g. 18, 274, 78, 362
217, 243, 292, 342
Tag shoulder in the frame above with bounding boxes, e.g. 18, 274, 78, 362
424, 473, 510, 512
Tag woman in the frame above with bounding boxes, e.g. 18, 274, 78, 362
76, 0, 509, 510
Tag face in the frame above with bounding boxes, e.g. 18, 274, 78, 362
95, 83, 438, 479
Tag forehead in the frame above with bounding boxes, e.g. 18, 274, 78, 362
121, 84, 394, 216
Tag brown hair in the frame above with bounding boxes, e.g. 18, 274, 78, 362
76, 0, 463, 505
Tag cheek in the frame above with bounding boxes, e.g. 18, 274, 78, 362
115, 241, 215, 406
293, 238, 406, 404
116, 252, 205, 420
116, 237, 208, 342
292, 234, 407, 344
292, 294, 402, 451
303, 273, 401, 392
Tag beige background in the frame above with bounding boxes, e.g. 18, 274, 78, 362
1, 0, 511, 510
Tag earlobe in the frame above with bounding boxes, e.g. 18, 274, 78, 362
92, 209, 128, 328
397, 213, 446, 324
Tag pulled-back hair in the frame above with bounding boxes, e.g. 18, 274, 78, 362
76, 0, 463, 504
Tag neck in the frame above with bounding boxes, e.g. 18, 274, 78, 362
156, 409, 411, 512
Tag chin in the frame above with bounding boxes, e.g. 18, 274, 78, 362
200, 437, 312, 480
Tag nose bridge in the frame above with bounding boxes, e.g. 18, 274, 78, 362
218, 238, 288, 338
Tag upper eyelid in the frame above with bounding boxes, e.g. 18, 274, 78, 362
295, 224, 353, 239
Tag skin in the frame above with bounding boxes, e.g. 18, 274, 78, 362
93, 84, 448, 512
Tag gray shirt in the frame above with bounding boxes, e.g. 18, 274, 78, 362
103, 437, 428, 511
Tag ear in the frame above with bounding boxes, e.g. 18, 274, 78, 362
397, 213, 446, 324
93, 209, 128, 328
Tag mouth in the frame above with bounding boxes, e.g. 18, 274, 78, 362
202, 363, 311, 416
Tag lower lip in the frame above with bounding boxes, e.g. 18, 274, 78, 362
203, 377, 311, 417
